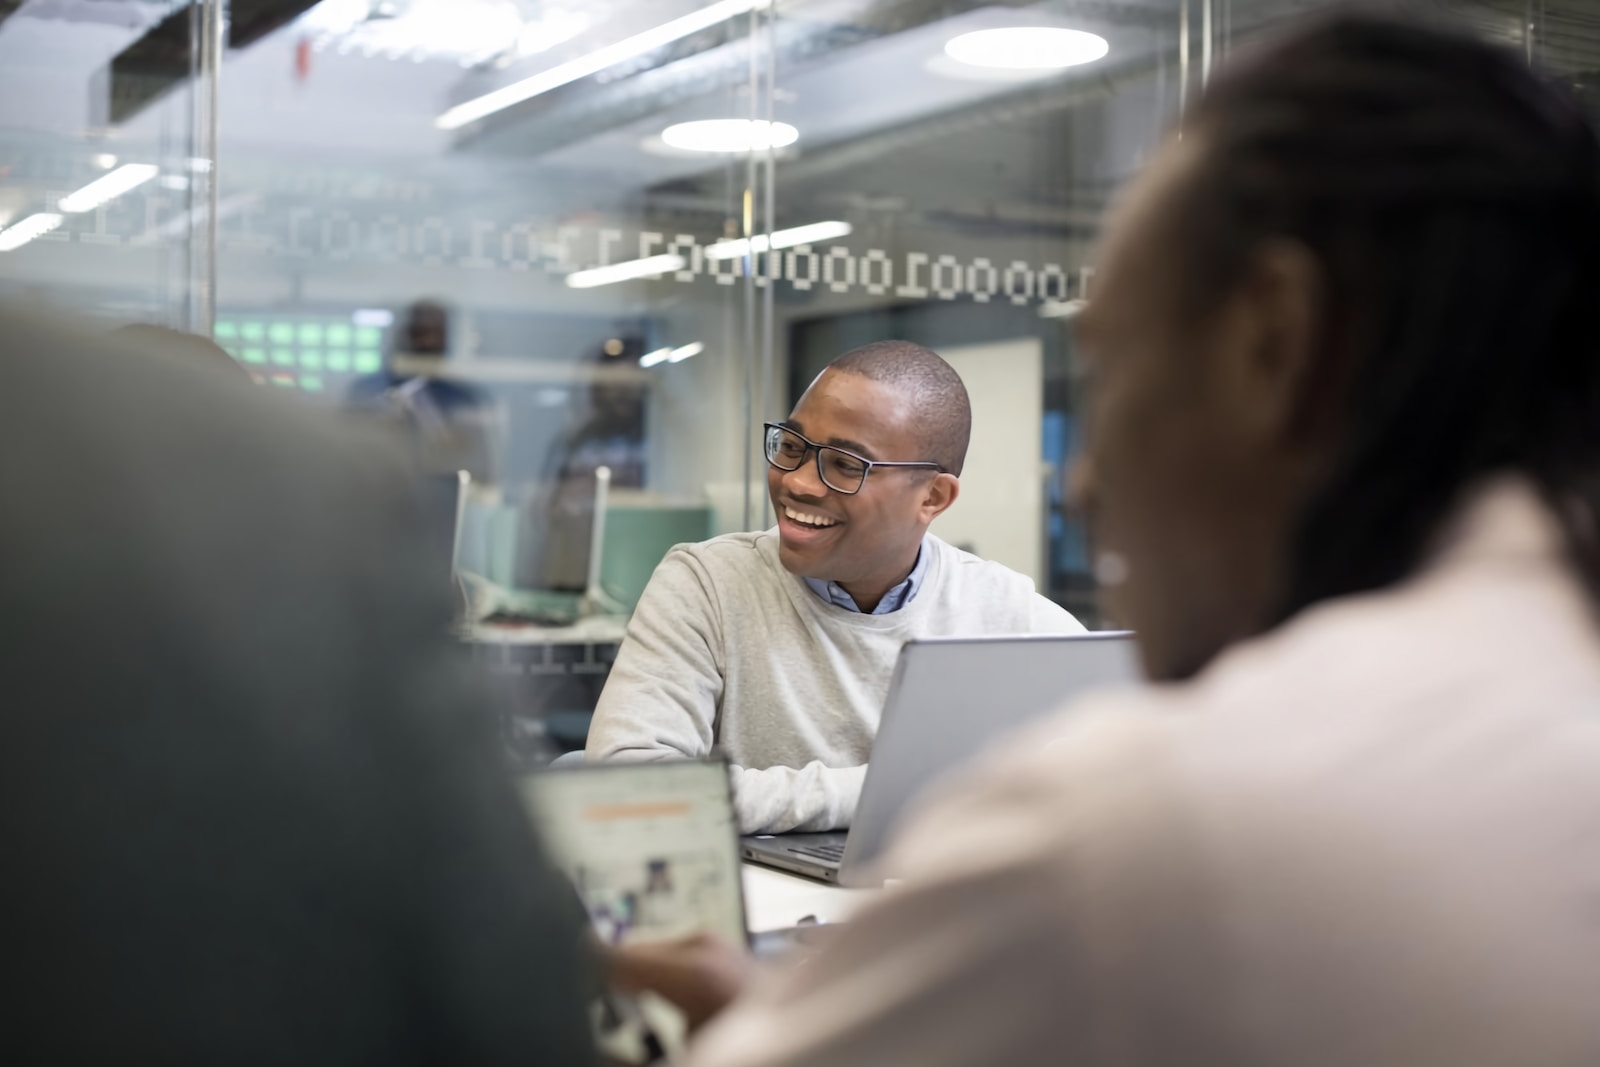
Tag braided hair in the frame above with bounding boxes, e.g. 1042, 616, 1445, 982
1177, 9, 1600, 621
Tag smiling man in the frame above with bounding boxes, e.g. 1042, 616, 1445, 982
585, 340, 1083, 834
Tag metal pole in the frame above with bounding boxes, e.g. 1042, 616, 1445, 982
1201, 0, 1213, 87
740, 7, 759, 532
183, 0, 200, 330
1178, 0, 1190, 121
197, 0, 222, 334
759, 1, 776, 531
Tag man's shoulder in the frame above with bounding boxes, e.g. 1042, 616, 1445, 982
924, 534, 1039, 594
653, 529, 783, 586
666, 529, 772, 563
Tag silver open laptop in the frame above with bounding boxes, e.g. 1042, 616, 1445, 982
740, 631, 1140, 886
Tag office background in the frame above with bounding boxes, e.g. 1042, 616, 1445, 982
1, 0, 1593, 641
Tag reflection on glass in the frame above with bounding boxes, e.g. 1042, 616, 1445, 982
1, 0, 1592, 691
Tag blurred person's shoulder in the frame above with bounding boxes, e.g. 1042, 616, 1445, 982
873, 484, 1600, 1062
1180, 478, 1600, 745
427, 375, 490, 409
889, 476, 1600, 895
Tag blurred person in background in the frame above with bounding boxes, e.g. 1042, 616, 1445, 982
617, 11, 1600, 1066
348, 297, 496, 483
2, 308, 593, 1064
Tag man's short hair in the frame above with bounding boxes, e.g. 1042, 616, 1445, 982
827, 340, 972, 476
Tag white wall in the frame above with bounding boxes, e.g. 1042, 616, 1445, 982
930, 338, 1045, 586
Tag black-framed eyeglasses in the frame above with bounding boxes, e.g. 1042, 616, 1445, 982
763, 422, 945, 496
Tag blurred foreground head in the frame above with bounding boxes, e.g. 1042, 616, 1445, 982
114, 323, 254, 382
1075, 9, 1600, 680
0, 309, 591, 1062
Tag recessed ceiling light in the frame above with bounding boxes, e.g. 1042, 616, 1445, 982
944, 27, 1108, 70
660, 119, 798, 154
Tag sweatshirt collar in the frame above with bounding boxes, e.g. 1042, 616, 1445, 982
803, 538, 930, 614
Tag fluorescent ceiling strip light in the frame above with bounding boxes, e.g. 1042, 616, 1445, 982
437, 0, 769, 130
565, 253, 686, 289
0, 213, 64, 252
705, 220, 852, 261
59, 163, 159, 213
640, 341, 704, 368
1039, 298, 1088, 319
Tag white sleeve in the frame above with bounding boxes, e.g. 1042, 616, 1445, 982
1029, 591, 1087, 633
586, 549, 723, 763
729, 763, 866, 835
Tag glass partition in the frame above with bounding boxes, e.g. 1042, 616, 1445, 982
3, 0, 1594, 743
0, 0, 222, 329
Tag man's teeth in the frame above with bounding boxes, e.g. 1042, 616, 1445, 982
785, 506, 838, 528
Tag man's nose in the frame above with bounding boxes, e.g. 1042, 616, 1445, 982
783, 456, 830, 498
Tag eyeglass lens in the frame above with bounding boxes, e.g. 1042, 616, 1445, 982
765, 426, 868, 494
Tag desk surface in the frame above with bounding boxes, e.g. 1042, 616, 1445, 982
462, 614, 630, 645
741, 862, 876, 933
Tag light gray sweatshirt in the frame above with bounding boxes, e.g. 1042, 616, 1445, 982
585, 530, 1084, 833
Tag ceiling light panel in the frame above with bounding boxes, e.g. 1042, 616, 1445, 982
660, 119, 798, 153
944, 27, 1109, 70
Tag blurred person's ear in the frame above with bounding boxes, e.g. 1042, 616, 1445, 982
1210, 238, 1327, 452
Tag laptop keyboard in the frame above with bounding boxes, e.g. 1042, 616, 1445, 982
790, 842, 846, 862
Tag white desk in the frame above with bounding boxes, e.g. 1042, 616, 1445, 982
462, 614, 630, 645
741, 862, 877, 933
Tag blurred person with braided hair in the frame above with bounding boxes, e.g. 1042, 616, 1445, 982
610, 10, 1600, 1065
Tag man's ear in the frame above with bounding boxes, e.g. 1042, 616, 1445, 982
1214, 238, 1325, 447
919, 472, 960, 522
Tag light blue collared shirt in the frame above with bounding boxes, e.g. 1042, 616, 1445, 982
803, 539, 930, 614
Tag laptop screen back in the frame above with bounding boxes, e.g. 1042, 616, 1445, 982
842, 632, 1140, 884
517, 761, 746, 946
